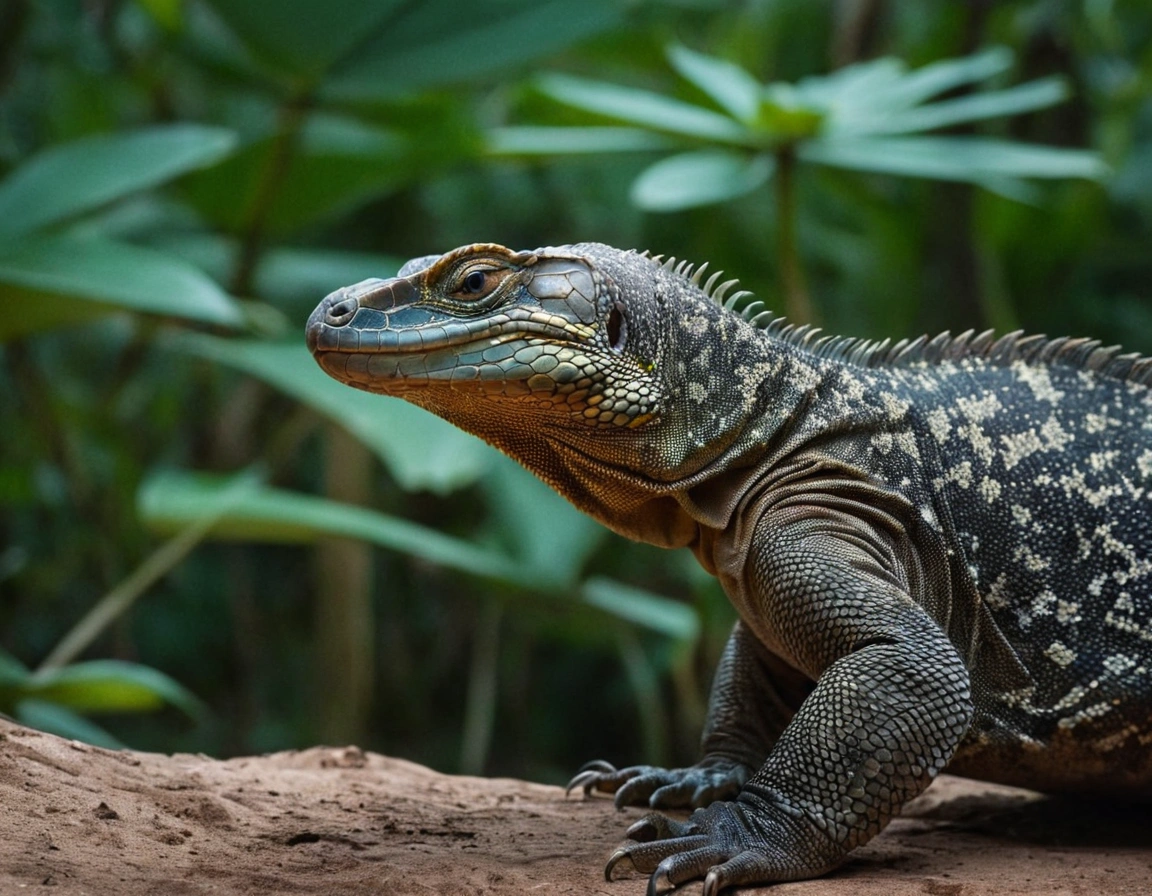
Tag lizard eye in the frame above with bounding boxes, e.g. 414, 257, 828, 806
461, 270, 488, 294
447, 262, 513, 303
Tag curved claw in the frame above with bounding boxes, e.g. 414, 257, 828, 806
577, 758, 618, 775
702, 869, 723, 896
647, 866, 675, 896
625, 817, 659, 842
604, 848, 633, 881
626, 813, 689, 842
566, 759, 617, 796
565, 770, 599, 797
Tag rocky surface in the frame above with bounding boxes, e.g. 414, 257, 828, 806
2, 718, 1150, 894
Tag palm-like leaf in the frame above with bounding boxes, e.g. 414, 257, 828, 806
519, 44, 1104, 211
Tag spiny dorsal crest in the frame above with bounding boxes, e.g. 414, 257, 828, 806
807, 328, 1152, 387
633, 248, 767, 324
629, 248, 1152, 388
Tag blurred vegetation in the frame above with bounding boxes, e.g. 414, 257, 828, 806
1, 0, 1150, 782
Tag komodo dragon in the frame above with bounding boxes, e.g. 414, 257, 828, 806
306, 242, 1152, 894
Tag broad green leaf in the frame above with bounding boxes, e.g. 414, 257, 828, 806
324, 0, 622, 99
139, 471, 694, 638
0, 235, 244, 340
255, 247, 405, 306
139, 470, 529, 585
799, 136, 1107, 183
304, 113, 410, 156
487, 126, 673, 156
849, 78, 1069, 136
0, 125, 237, 240
666, 44, 762, 123
774, 49, 1014, 128
201, 0, 405, 79
266, 154, 410, 235
177, 336, 494, 494
872, 46, 1014, 110
480, 454, 606, 586
537, 74, 750, 145
787, 57, 906, 115
975, 176, 1043, 205
24, 660, 205, 717
152, 233, 403, 307
14, 700, 125, 748
581, 577, 699, 642
631, 150, 774, 211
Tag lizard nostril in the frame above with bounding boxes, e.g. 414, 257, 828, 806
325, 295, 358, 327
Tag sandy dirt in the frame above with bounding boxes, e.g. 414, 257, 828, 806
2, 718, 1151, 895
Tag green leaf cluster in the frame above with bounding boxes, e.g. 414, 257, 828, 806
1, 0, 688, 769
0, 126, 243, 340
501, 44, 1106, 212
0, 649, 203, 747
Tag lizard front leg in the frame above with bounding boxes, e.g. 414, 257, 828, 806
607, 508, 973, 892
569, 620, 813, 809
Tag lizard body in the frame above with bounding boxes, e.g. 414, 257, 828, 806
306, 242, 1152, 893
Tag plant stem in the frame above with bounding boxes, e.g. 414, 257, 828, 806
0, 0, 29, 97
774, 147, 815, 324
230, 93, 310, 297
830, 0, 883, 67
314, 423, 375, 746
616, 627, 668, 767
459, 598, 503, 775
38, 471, 261, 672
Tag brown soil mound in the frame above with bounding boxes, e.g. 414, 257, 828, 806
2, 718, 1149, 894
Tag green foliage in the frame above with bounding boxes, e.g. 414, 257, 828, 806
0, 126, 237, 239
2, 0, 1150, 782
319, 1, 625, 100
138, 469, 693, 639
13, 659, 204, 717
0, 126, 243, 339
514, 41, 1107, 324
0, 0, 674, 770
0, 235, 243, 340
526, 44, 1105, 211
0, 648, 203, 747
140, 470, 526, 584
178, 336, 495, 494
631, 150, 776, 211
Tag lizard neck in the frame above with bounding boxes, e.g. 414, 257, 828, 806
412, 317, 836, 549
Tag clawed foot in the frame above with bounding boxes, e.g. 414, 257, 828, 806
603, 800, 817, 895
566, 758, 749, 810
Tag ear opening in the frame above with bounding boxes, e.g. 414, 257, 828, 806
607, 303, 627, 352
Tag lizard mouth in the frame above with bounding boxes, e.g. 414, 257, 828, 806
306, 278, 597, 395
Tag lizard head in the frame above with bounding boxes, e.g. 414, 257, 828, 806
307, 242, 772, 543
306, 242, 669, 431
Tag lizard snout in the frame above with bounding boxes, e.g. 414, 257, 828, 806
305, 288, 354, 352
306, 276, 419, 352
323, 293, 359, 326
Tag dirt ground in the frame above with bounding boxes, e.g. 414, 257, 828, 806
2, 718, 1151, 895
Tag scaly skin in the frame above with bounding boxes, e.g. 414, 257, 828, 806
306, 242, 1152, 893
